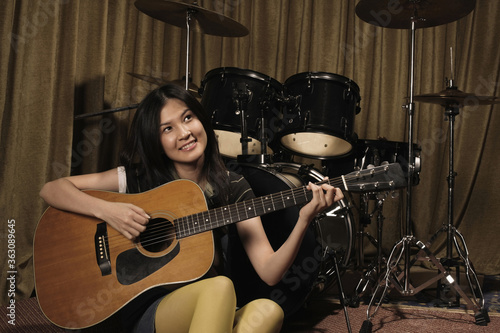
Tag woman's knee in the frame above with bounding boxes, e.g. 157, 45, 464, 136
234, 299, 284, 333
207, 276, 235, 294
251, 299, 284, 323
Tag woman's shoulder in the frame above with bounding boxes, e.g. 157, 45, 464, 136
227, 170, 244, 181
226, 170, 255, 203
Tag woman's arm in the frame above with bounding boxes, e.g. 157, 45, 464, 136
40, 169, 150, 240
236, 181, 342, 286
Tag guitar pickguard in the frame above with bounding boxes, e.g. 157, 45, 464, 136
116, 242, 180, 285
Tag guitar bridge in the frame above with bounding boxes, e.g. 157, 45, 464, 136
95, 222, 111, 276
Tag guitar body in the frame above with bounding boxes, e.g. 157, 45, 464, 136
33, 180, 214, 329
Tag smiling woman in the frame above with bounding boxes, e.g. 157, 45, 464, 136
117, 85, 228, 197
37, 83, 343, 332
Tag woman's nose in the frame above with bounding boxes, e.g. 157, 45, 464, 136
180, 126, 191, 138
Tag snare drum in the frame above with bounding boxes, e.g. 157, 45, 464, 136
200, 67, 283, 158
355, 140, 421, 185
277, 72, 361, 159
225, 162, 354, 316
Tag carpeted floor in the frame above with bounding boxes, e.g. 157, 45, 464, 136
1, 273, 498, 332
283, 299, 499, 332
1, 295, 498, 333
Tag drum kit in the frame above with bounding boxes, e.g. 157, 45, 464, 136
77, 0, 499, 331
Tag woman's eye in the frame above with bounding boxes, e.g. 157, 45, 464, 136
184, 114, 193, 122
163, 126, 172, 133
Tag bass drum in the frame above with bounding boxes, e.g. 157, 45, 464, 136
225, 162, 354, 317
200, 67, 283, 158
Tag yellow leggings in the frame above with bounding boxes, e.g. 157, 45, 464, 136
154, 276, 284, 333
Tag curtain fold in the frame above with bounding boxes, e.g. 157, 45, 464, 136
1, 0, 499, 306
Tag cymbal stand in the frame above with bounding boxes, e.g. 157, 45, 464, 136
184, 9, 194, 91
360, 20, 488, 333
421, 88, 487, 318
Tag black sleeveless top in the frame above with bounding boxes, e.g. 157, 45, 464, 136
117, 168, 255, 332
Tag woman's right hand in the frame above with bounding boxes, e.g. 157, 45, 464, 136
96, 201, 150, 240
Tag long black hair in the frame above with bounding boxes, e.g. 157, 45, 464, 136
120, 84, 229, 204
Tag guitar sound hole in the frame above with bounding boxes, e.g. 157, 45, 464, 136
139, 218, 175, 253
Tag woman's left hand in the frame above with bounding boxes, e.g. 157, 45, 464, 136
299, 179, 344, 222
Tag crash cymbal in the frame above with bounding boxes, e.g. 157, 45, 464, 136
127, 72, 200, 96
171, 78, 201, 97
355, 0, 476, 29
414, 88, 500, 106
134, 0, 249, 37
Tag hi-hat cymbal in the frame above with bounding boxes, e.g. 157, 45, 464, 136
355, 0, 476, 29
134, 0, 249, 37
414, 88, 500, 106
127, 72, 200, 97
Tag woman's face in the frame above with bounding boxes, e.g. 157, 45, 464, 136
159, 98, 207, 168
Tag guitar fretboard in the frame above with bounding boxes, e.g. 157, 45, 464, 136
174, 162, 405, 239
175, 184, 314, 239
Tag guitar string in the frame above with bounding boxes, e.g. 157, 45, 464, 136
102, 177, 398, 249
102, 166, 399, 248
149, 164, 398, 243
103, 177, 342, 247
141, 176, 396, 247
101, 166, 398, 249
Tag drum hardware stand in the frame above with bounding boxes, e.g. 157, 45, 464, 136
235, 83, 274, 165
330, 247, 353, 333
312, 233, 353, 333
348, 191, 390, 308
417, 83, 487, 316
305, 247, 353, 332
258, 83, 278, 162
359, 22, 488, 333
73, 104, 139, 120
184, 8, 193, 91
232, 82, 251, 157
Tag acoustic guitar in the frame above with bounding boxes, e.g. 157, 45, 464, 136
33, 163, 405, 329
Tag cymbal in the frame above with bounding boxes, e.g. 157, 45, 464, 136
134, 0, 249, 37
127, 72, 169, 85
414, 88, 500, 106
127, 72, 201, 97
171, 78, 201, 97
355, 0, 476, 29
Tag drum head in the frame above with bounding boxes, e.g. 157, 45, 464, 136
214, 130, 271, 158
280, 131, 353, 158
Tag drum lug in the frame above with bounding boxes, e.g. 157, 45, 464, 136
297, 164, 308, 176
220, 70, 226, 85
343, 84, 354, 102
303, 110, 310, 128
341, 117, 349, 138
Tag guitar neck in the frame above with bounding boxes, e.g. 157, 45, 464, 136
175, 162, 405, 239
175, 177, 341, 239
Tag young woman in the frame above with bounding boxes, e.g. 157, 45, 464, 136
40, 84, 343, 332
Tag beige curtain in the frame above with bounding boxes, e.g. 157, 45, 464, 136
1, 0, 499, 305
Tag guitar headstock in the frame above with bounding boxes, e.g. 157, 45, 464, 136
344, 163, 407, 192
